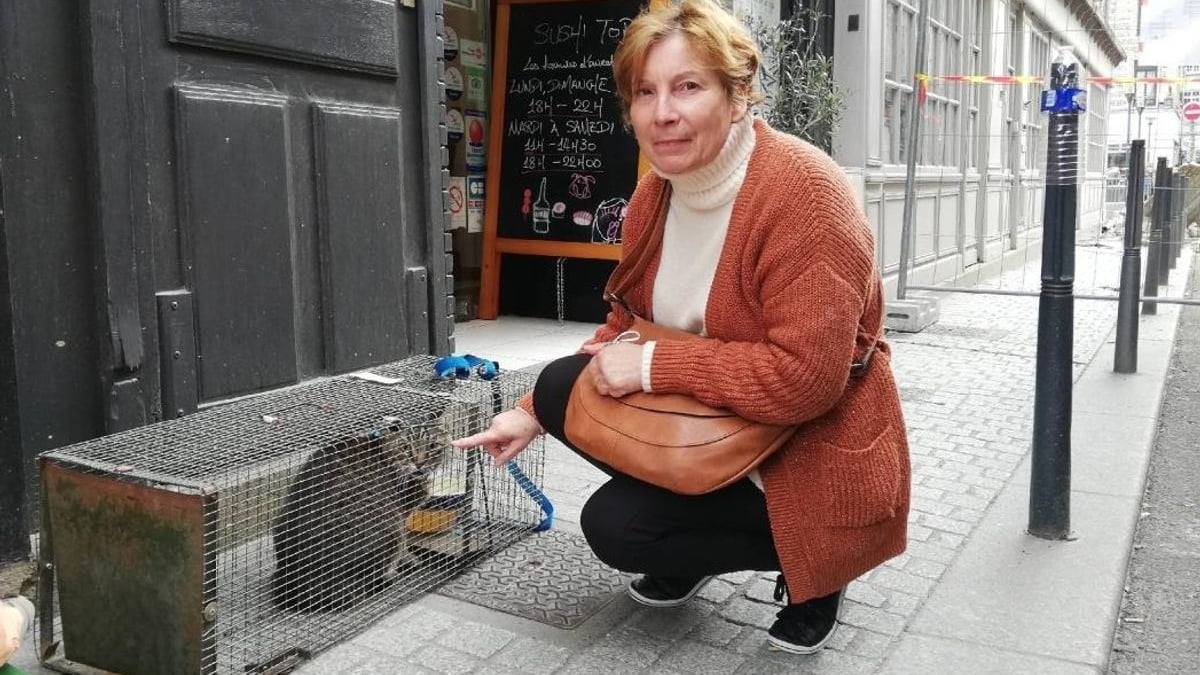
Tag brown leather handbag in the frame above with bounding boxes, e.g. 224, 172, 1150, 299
562, 185, 874, 495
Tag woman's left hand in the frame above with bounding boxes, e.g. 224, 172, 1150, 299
579, 342, 644, 397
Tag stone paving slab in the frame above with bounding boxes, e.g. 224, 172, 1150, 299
883, 634, 1101, 675
1009, 410, 1158, 498
902, 482, 1141, 667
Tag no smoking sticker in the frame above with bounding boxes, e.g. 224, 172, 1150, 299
448, 177, 466, 230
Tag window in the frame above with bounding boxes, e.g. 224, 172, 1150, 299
1005, 10, 1019, 171
1086, 83, 1107, 174
924, 3, 964, 167
882, 0, 965, 168
1138, 66, 1161, 108
1024, 28, 1050, 171
965, 0, 984, 170
883, 0, 916, 164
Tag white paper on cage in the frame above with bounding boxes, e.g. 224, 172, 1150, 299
349, 371, 405, 385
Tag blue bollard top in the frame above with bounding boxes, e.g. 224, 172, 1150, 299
1041, 87, 1086, 114
1041, 48, 1086, 114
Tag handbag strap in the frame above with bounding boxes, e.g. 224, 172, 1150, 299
602, 182, 672, 315
850, 339, 877, 378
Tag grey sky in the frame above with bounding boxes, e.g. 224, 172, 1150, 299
1141, 0, 1200, 65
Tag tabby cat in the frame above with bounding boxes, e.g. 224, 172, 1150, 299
271, 416, 448, 612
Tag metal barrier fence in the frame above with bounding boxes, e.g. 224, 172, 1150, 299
897, 162, 1197, 306
889, 4, 1197, 309
1105, 175, 1127, 206
893, 96, 1197, 307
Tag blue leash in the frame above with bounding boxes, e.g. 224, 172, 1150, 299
434, 354, 554, 532
507, 460, 554, 532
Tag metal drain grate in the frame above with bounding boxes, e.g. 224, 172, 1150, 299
438, 529, 632, 629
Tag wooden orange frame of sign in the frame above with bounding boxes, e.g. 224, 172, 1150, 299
478, 0, 658, 319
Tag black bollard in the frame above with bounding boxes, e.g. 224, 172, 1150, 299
1178, 175, 1186, 262
1170, 173, 1181, 271
1143, 159, 1169, 315
1157, 171, 1173, 287
1184, 177, 1194, 255
1029, 53, 1082, 540
1114, 140, 1146, 374
1176, 174, 1186, 263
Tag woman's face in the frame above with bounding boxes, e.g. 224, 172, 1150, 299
629, 33, 747, 175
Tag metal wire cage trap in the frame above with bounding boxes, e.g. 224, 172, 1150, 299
36, 355, 543, 675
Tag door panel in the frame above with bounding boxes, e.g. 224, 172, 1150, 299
314, 103, 410, 373
110, 0, 444, 407
175, 85, 299, 400
167, 0, 401, 75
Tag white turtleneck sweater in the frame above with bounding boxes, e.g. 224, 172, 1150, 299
640, 113, 756, 392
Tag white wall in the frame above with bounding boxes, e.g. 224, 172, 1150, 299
831, 0, 879, 170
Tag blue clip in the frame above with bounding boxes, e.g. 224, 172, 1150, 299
434, 354, 500, 380
1040, 87, 1086, 114
466, 354, 499, 380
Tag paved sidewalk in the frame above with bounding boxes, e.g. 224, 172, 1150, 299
291, 241, 1188, 674
5, 239, 1187, 674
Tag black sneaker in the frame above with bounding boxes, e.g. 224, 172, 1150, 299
766, 577, 845, 654
626, 575, 713, 608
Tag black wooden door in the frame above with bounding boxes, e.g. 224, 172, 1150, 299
87, 0, 449, 422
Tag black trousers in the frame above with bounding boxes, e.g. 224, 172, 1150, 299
533, 354, 781, 578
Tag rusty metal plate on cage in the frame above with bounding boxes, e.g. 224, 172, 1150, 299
437, 529, 632, 629
42, 460, 210, 675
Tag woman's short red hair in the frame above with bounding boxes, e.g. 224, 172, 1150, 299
612, 0, 763, 123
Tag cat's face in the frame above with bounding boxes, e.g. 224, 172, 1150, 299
382, 425, 448, 480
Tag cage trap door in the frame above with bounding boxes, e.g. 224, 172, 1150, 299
43, 460, 213, 675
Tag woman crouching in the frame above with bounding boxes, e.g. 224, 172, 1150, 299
456, 0, 910, 654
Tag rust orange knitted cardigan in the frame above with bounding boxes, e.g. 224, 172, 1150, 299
520, 119, 910, 601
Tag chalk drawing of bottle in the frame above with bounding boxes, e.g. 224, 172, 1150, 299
532, 177, 551, 234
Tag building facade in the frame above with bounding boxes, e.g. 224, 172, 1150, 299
832, 0, 1123, 292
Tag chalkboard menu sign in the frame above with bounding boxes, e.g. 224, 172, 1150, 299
496, 0, 641, 243
481, 0, 649, 318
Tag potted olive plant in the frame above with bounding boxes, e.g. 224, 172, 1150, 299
754, 6, 845, 153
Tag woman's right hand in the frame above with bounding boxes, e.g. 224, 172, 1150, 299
452, 409, 543, 466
